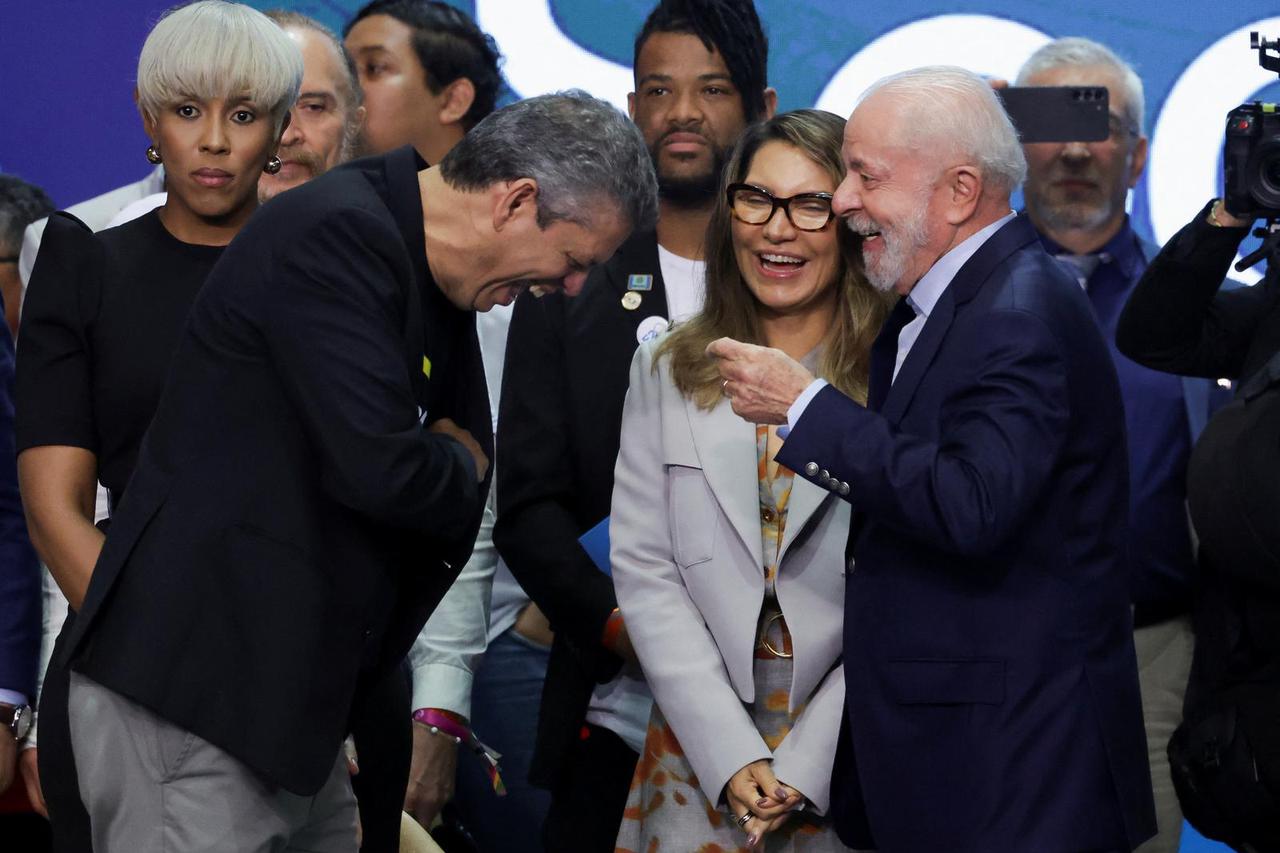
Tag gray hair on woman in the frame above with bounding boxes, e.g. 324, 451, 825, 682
439, 90, 659, 232
861, 65, 1027, 194
136, 1, 304, 134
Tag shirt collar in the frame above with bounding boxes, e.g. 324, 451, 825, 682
1035, 215, 1144, 276
907, 210, 1017, 318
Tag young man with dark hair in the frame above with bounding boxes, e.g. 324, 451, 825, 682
494, 2, 774, 850
344, 0, 502, 163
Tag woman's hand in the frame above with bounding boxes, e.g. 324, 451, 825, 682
724, 759, 804, 848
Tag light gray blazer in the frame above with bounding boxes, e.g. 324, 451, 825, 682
611, 338, 849, 813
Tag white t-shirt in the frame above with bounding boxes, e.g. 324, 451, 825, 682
657, 244, 706, 323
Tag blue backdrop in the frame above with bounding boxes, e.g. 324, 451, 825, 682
1, 2, 1272, 848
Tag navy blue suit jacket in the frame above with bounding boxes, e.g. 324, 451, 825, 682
0, 302, 40, 702
777, 215, 1156, 853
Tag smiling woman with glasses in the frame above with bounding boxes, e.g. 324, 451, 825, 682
728, 183, 835, 231
610, 109, 889, 852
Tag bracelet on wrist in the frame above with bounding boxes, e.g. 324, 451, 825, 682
1208, 200, 1228, 227
1208, 199, 1248, 229
412, 708, 507, 795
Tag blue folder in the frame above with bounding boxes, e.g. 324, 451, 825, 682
578, 516, 611, 576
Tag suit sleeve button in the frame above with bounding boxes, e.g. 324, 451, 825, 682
804, 462, 819, 477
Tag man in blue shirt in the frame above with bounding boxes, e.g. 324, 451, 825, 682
0, 176, 44, 813
1017, 37, 1228, 853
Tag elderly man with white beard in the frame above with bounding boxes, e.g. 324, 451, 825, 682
707, 66, 1156, 852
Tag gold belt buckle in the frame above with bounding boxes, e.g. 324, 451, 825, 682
759, 611, 793, 659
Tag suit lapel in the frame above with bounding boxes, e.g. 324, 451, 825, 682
382, 146, 431, 405
687, 396, 763, 571
603, 231, 670, 332
881, 215, 1038, 424
777, 475, 829, 566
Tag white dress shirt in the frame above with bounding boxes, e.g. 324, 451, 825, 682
408, 304, 512, 717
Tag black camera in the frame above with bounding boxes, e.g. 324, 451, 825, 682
1223, 33, 1280, 219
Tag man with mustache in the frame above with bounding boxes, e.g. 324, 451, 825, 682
710, 66, 1156, 852
258, 12, 366, 203
1018, 38, 1229, 853
494, 2, 774, 850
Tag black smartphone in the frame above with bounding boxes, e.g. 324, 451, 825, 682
996, 86, 1110, 143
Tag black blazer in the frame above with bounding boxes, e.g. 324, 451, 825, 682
494, 231, 665, 786
62, 147, 490, 795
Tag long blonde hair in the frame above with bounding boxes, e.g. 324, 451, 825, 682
658, 109, 890, 409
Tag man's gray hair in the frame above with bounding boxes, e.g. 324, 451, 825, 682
263, 9, 363, 158
136, 1, 303, 135
1016, 37, 1145, 134
0, 175, 55, 257
439, 90, 659, 232
862, 65, 1027, 195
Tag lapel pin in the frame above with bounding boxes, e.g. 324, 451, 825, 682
635, 315, 669, 343
621, 291, 642, 311
626, 273, 653, 291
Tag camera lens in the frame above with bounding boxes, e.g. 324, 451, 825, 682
1250, 138, 1280, 209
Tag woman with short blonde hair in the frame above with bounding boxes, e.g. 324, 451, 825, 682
15, 4, 300, 849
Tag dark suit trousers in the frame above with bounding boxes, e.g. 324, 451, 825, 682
349, 664, 411, 853
542, 722, 637, 853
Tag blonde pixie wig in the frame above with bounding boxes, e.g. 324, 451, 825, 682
136, 1, 303, 133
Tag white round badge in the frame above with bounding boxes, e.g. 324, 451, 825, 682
635, 315, 670, 344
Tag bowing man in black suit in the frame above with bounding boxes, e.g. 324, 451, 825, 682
59, 91, 656, 853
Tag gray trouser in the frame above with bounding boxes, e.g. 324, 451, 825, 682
1132, 615, 1194, 853
69, 672, 358, 853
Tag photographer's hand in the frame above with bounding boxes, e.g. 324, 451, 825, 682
1210, 198, 1253, 228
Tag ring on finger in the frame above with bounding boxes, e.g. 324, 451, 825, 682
737, 811, 753, 828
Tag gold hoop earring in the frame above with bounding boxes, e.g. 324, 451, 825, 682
263, 155, 282, 175
145, 145, 162, 165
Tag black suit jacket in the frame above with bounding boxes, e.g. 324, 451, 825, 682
62, 147, 490, 795
494, 231, 665, 786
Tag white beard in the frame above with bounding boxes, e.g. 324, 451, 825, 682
847, 201, 932, 293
